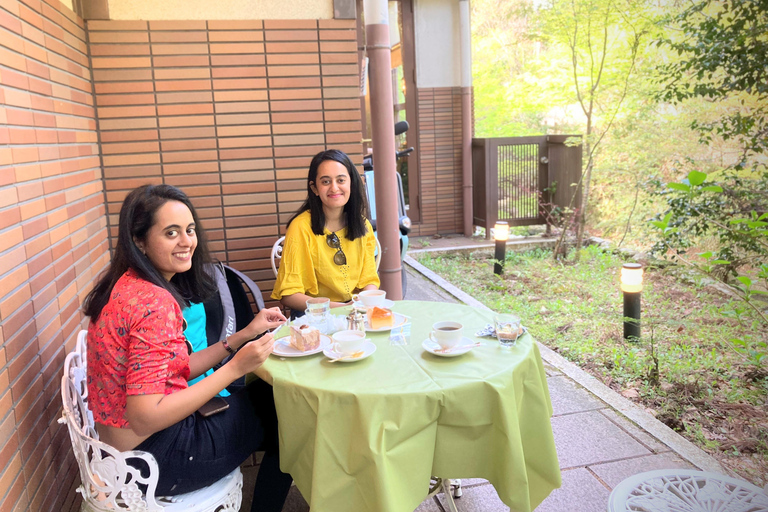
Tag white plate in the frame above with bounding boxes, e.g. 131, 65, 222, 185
422, 337, 476, 357
364, 312, 409, 332
353, 298, 395, 309
272, 334, 331, 357
323, 340, 377, 362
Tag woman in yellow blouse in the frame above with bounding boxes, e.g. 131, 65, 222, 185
271, 149, 380, 312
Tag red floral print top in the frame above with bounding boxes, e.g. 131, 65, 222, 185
87, 269, 190, 428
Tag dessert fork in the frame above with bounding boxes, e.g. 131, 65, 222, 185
328, 350, 365, 362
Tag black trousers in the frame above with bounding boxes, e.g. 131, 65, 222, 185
134, 379, 291, 512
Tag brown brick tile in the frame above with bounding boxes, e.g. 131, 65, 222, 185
153, 55, 210, 67
220, 159, 273, 172
216, 124, 271, 137
210, 54, 265, 67
215, 112, 270, 125
154, 67, 211, 80
90, 56, 151, 68
154, 79, 212, 92
274, 144, 325, 158
264, 20, 316, 30
93, 81, 154, 94
208, 20, 263, 30
210, 67, 266, 79
273, 133, 324, 146
102, 153, 160, 167
89, 43, 150, 56
158, 126, 216, 139
157, 103, 214, 116
95, 93, 154, 106
264, 41, 318, 54
87, 20, 147, 31
87, 31, 149, 44
220, 170, 275, 183
214, 101, 268, 114
164, 173, 220, 186
322, 87, 358, 99
322, 75, 358, 87
271, 111, 324, 123
160, 138, 217, 152
213, 89, 268, 102
264, 30, 318, 42
157, 114, 214, 128
149, 31, 207, 43
101, 141, 160, 155
219, 147, 273, 161
218, 135, 271, 149
148, 20, 205, 31
270, 99, 322, 112
208, 30, 263, 42
319, 19, 356, 29
323, 98, 359, 110
212, 77, 267, 91
155, 90, 213, 104
269, 88, 322, 101
162, 149, 217, 163
97, 105, 156, 118
319, 30, 356, 41
92, 68, 153, 81
209, 42, 264, 54
162, 161, 219, 174
151, 43, 209, 55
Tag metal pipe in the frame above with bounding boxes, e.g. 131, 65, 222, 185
459, 0, 473, 237
493, 240, 505, 275
364, 0, 403, 299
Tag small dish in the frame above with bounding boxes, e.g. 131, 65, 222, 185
323, 341, 377, 362
353, 298, 395, 310
272, 334, 331, 357
422, 337, 477, 357
364, 312, 409, 332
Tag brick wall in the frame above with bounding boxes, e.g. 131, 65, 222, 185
0, 0, 108, 510
412, 86, 463, 236
88, 18, 363, 305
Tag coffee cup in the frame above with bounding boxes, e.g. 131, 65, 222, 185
332, 329, 368, 355
353, 289, 386, 307
429, 321, 463, 349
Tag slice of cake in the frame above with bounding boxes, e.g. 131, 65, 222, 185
289, 324, 321, 351
367, 307, 394, 330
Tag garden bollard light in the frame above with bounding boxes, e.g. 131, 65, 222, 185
493, 221, 509, 275
620, 263, 643, 341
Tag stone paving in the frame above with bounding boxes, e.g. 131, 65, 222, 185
239, 235, 726, 512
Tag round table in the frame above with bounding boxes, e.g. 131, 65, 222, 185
256, 300, 561, 512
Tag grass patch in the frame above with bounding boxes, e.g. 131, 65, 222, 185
415, 244, 768, 486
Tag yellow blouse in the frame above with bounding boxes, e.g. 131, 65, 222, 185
271, 211, 381, 303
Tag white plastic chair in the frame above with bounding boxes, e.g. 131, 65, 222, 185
60, 330, 243, 512
271, 235, 382, 276
271, 236, 285, 277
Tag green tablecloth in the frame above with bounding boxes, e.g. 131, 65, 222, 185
256, 300, 561, 512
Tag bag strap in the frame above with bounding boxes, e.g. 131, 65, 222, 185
205, 262, 237, 344
222, 264, 266, 311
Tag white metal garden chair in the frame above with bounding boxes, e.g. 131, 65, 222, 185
59, 330, 243, 512
270, 235, 382, 277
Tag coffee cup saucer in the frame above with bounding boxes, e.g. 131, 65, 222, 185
422, 337, 476, 357
323, 341, 377, 362
352, 298, 395, 309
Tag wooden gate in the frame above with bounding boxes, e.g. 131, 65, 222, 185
472, 135, 582, 234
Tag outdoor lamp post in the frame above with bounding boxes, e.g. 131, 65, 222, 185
493, 221, 509, 275
620, 263, 643, 341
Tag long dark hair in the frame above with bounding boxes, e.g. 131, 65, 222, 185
83, 184, 216, 319
287, 149, 369, 240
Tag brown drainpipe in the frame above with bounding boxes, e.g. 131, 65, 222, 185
365, 0, 403, 299
460, 0, 473, 237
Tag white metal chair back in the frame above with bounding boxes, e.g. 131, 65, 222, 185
271, 236, 285, 277
59, 330, 243, 512
271, 235, 382, 275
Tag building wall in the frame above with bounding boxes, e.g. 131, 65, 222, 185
88, 18, 363, 305
0, 1, 108, 511
411, 86, 463, 235
107, 0, 334, 21
407, 0, 465, 236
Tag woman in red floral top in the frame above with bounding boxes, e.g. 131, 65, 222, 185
84, 184, 292, 509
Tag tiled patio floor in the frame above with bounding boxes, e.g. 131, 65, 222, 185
239, 235, 724, 512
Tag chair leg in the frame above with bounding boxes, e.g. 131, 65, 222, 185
441, 479, 460, 512
453, 478, 462, 498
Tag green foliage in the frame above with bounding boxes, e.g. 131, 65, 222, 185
655, 0, 768, 161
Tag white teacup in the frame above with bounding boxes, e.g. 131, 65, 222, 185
429, 321, 463, 349
332, 329, 368, 355
353, 289, 386, 307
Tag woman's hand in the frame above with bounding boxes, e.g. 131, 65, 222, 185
240, 307, 287, 342
230, 331, 275, 376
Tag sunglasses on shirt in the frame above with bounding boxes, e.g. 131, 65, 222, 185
326, 233, 347, 266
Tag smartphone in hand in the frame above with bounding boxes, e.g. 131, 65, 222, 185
197, 396, 230, 417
